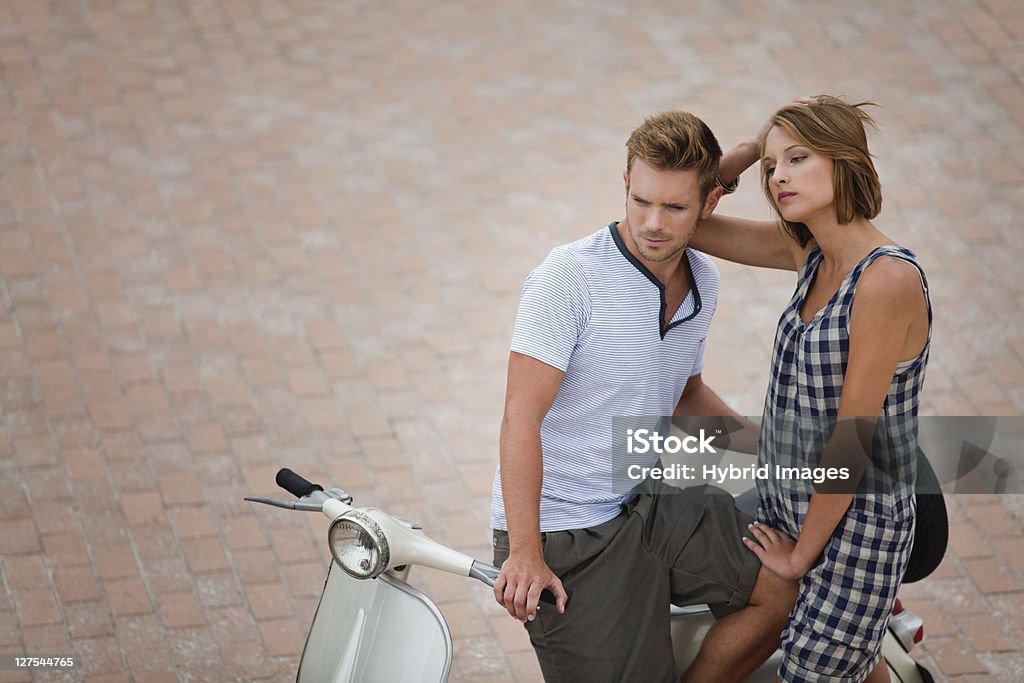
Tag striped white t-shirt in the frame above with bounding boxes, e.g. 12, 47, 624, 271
490, 223, 720, 532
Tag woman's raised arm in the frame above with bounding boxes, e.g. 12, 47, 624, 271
694, 100, 816, 271
690, 213, 806, 271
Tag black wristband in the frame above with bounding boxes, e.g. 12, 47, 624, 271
718, 176, 740, 195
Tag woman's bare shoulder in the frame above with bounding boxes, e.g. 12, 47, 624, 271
855, 253, 926, 312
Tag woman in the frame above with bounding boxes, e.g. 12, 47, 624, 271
694, 96, 932, 683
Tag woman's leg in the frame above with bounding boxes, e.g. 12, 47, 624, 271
863, 660, 891, 683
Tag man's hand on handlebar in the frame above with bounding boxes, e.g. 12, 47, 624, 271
493, 550, 568, 622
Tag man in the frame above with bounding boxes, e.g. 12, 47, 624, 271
489, 111, 796, 682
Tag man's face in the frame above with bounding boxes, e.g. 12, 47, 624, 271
623, 159, 718, 266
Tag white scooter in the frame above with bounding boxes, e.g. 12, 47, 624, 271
246, 468, 941, 682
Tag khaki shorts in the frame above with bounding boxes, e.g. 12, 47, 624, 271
493, 482, 761, 683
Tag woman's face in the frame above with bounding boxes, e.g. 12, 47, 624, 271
762, 125, 835, 225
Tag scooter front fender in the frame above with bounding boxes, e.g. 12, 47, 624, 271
298, 561, 452, 683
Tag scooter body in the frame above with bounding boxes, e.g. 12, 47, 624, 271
249, 469, 936, 683
296, 570, 929, 683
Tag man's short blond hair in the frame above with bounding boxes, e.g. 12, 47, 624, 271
626, 111, 724, 200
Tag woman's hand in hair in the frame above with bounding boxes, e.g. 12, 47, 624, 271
753, 97, 815, 147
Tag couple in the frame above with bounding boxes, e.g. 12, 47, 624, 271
489, 96, 931, 683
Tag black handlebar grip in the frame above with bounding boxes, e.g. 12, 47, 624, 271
276, 468, 324, 498
539, 586, 573, 609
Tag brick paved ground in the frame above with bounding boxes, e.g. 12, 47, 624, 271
0, 0, 1022, 681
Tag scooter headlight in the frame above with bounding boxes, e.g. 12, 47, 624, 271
328, 511, 390, 579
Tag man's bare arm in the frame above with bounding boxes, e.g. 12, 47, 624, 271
493, 351, 569, 622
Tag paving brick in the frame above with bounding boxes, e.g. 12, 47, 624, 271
206, 376, 251, 408
274, 337, 317, 368
93, 544, 140, 581
157, 470, 204, 506
241, 355, 283, 387
78, 509, 130, 548
89, 399, 135, 433
28, 496, 75, 537
102, 433, 144, 462
124, 381, 171, 416
0, 611, 20, 649
39, 531, 91, 568
184, 422, 229, 454
926, 636, 990, 676
160, 361, 203, 394
53, 566, 103, 604
948, 523, 994, 559
487, 614, 533, 655
105, 579, 152, 617
169, 506, 219, 539
11, 434, 58, 469
140, 310, 181, 342
219, 403, 262, 435
119, 490, 166, 528
157, 591, 206, 630
74, 635, 124, 677
993, 536, 1024, 573
961, 557, 1022, 595
181, 536, 230, 574
125, 644, 177, 682
244, 581, 293, 622
286, 366, 330, 397
62, 445, 106, 481
80, 674, 132, 683
955, 614, 1018, 652
220, 514, 268, 551
219, 640, 268, 680
195, 572, 244, 610
508, 648, 545, 683
12, 589, 62, 628
206, 605, 259, 646
21, 622, 71, 653
1, 556, 48, 594
112, 614, 165, 654
132, 524, 180, 564
232, 548, 282, 587
265, 524, 319, 566
966, 504, 1023, 537
65, 600, 115, 640
256, 616, 305, 657
345, 404, 391, 438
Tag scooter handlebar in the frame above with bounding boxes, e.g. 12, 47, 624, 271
276, 468, 324, 498
470, 561, 573, 609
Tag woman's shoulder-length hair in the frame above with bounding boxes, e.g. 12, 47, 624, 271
761, 95, 883, 248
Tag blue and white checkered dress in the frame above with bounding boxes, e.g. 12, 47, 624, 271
757, 244, 931, 683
